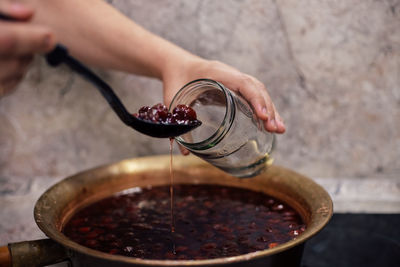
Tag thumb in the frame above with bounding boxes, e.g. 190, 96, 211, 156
163, 80, 182, 108
178, 144, 190, 156
0, 2, 34, 21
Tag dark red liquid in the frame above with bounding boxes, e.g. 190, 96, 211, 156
63, 184, 306, 260
133, 103, 199, 125
169, 138, 176, 254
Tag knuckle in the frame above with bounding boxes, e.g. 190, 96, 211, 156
240, 74, 253, 85
254, 79, 266, 90
205, 60, 224, 73
0, 25, 54, 56
31, 29, 52, 51
209, 60, 224, 67
240, 75, 264, 93
269, 107, 276, 117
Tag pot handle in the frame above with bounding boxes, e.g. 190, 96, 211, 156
0, 246, 11, 267
0, 239, 68, 267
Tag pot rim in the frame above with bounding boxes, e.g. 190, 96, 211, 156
34, 155, 333, 266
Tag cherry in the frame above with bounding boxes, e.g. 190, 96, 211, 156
173, 104, 197, 121
133, 103, 198, 125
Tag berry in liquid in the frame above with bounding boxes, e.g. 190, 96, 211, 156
63, 184, 306, 260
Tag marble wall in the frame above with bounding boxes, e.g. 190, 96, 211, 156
1, 0, 399, 184
1, 0, 399, 244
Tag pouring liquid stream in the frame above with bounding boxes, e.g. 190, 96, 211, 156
133, 103, 200, 254
169, 138, 176, 255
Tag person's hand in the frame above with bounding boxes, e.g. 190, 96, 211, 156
162, 56, 285, 155
0, 2, 55, 97
162, 56, 286, 134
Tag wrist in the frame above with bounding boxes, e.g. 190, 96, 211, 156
163, 56, 210, 86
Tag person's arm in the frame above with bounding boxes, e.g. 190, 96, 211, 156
28, 0, 285, 133
30, 0, 190, 80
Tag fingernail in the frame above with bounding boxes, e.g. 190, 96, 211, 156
277, 117, 285, 128
276, 119, 285, 130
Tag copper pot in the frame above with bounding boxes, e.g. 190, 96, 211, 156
0, 155, 332, 267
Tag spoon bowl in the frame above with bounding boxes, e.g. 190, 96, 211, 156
128, 117, 202, 138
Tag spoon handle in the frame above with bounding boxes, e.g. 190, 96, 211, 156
46, 45, 134, 126
0, 12, 133, 126
0, 13, 13, 21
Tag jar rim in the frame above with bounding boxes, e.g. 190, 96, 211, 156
169, 79, 235, 150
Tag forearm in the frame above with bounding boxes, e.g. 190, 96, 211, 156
27, 0, 197, 79
14, 0, 285, 133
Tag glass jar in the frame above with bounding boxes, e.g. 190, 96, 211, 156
169, 79, 275, 178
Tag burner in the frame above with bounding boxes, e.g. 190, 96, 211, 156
302, 214, 400, 267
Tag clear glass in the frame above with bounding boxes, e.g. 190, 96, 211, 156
170, 79, 275, 178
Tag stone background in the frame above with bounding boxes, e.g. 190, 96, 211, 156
1, 0, 399, 243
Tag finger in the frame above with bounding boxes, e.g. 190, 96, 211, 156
233, 75, 266, 118
250, 80, 280, 133
233, 75, 278, 132
0, 2, 34, 21
163, 80, 182, 108
0, 24, 55, 56
273, 105, 286, 134
0, 56, 32, 97
264, 98, 277, 132
178, 144, 190, 156
255, 83, 278, 132
0, 56, 33, 79
261, 94, 278, 133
